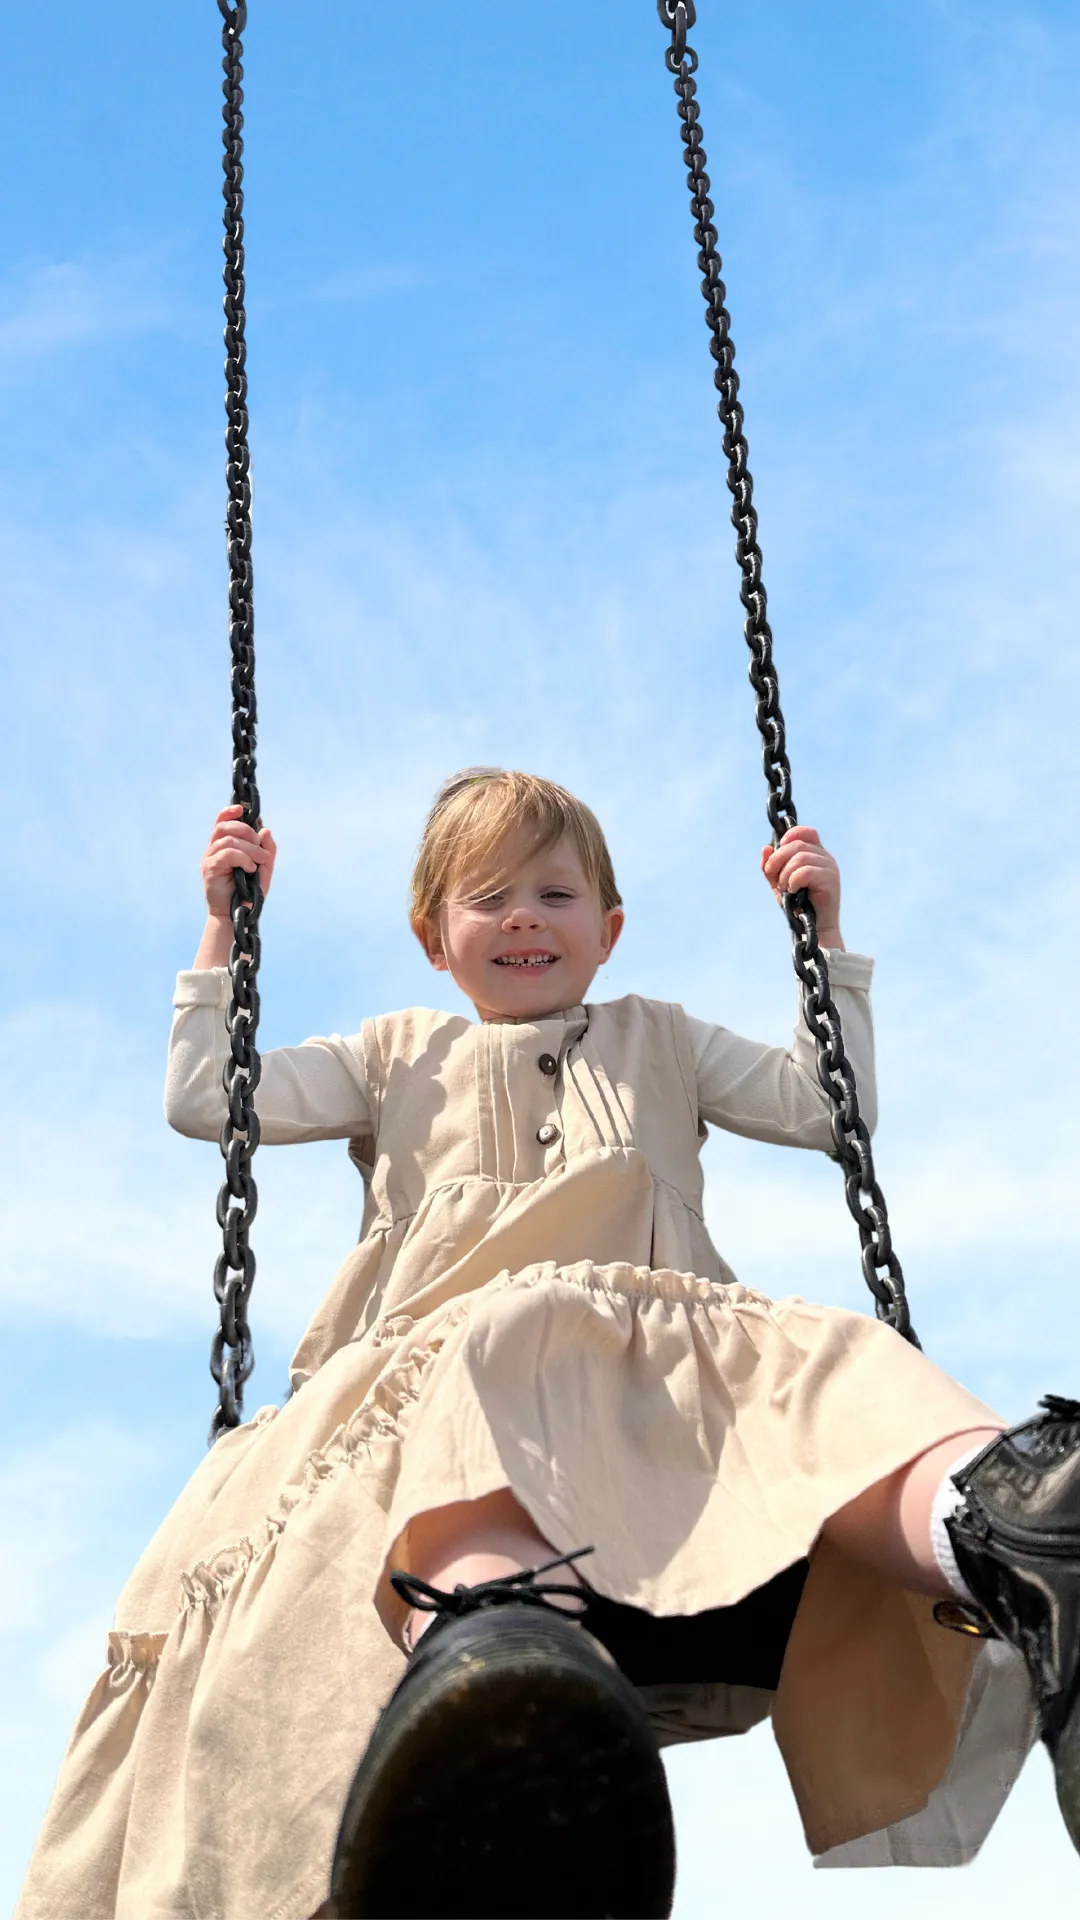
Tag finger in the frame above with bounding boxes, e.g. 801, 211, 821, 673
214, 804, 245, 823
765, 831, 822, 862
219, 844, 274, 871
207, 832, 272, 860
211, 814, 259, 838
775, 856, 830, 893
210, 819, 262, 848
779, 877, 840, 915
771, 841, 823, 879
764, 844, 807, 883
205, 841, 272, 873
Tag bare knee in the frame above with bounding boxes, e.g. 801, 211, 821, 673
407, 1488, 552, 1588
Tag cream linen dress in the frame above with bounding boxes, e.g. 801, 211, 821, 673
17, 959, 1036, 1920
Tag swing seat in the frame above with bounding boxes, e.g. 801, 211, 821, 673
583, 1556, 809, 1704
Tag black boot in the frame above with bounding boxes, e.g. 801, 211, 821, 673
326, 1551, 676, 1919
943, 1395, 1080, 1852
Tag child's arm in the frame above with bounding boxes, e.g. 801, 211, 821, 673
166, 810, 375, 1145
689, 827, 875, 1147
165, 982, 376, 1144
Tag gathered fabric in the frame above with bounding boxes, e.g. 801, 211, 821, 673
17, 971, 1035, 1920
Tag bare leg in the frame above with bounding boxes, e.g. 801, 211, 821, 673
402, 1487, 584, 1647
823, 1425, 1003, 1596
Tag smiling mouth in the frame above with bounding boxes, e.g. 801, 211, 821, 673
493, 955, 558, 969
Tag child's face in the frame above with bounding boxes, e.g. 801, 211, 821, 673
422, 831, 624, 1022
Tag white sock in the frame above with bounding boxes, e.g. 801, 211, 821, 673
929, 1441, 990, 1603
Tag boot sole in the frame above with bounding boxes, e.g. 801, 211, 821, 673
328, 1609, 676, 1918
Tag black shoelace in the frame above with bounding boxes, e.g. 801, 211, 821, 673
390, 1546, 595, 1631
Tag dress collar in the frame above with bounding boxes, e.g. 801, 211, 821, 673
481, 1003, 587, 1029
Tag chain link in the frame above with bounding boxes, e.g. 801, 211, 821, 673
210, 0, 263, 1441
656, 0, 916, 1344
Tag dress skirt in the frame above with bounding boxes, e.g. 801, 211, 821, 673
16, 1259, 1007, 1920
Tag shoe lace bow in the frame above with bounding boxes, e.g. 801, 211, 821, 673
390, 1546, 594, 1623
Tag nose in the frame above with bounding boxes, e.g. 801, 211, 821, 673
503, 900, 546, 929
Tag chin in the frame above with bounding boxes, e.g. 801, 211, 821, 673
485, 982, 577, 1017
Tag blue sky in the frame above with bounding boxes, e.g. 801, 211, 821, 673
1, 0, 1078, 1909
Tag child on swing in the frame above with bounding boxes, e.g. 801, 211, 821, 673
18, 768, 1079, 1919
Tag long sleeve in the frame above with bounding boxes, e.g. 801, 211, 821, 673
685, 950, 877, 1149
164, 968, 376, 1145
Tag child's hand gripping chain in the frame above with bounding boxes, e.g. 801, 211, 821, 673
193, 803, 278, 971
761, 825, 843, 950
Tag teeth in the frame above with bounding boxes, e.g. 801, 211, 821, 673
495, 956, 555, 968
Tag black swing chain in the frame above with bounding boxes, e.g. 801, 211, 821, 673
210, 0, 264, 1442
657, 1, 916, 1345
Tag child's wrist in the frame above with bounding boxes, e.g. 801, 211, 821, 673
192, 915, 235, 971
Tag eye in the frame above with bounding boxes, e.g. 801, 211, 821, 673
542, 889, 575, 902
468, 890, 506, 910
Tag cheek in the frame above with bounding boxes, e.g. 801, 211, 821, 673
450, 919, 491, 968
568, 911, 605, 960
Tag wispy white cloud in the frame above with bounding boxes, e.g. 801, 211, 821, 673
0, 256, 177, 373
703, 1121, 1077, 1415
0, 1426, 131, 1635
0, 999, 370, 1360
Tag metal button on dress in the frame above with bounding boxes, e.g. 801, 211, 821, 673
536, 1123, 560, 1147
538, 1052, 558, 1076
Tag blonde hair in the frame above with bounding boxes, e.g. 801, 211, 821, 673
409, 768, 622, 938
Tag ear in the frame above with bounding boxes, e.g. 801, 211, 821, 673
599, 907, 625, 963
415, 919, 449, 971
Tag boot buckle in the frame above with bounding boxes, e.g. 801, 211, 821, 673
933, 1597, 998, 1638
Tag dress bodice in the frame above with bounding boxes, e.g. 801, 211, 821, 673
291, 996, 725, 1384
